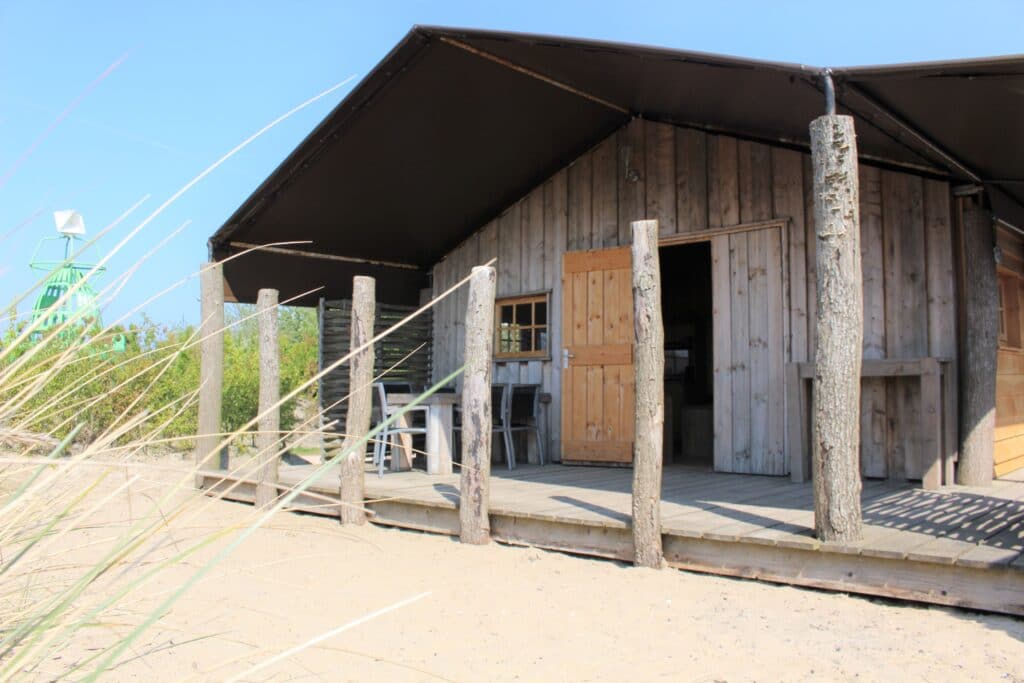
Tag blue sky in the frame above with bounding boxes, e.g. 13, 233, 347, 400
2, 1, 1022, 327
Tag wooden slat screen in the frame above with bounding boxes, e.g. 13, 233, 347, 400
318, 298, 433, 434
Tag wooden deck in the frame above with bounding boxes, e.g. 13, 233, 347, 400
201, 463, 1024, 616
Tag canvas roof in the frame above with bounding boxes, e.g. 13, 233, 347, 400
211, 26, 1024, 305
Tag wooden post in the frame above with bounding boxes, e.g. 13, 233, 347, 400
195, 261, 224, 488
958, 197, 996, 486
338, 276, 375, 525
255, 288, 281, 508
809, 114, 864, 543
631, 219, 665, 568
459, 266, 496, 545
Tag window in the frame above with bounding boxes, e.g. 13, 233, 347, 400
999, 271, 1022, 349
999, 277, 1008, 345
495, 293, 549, 359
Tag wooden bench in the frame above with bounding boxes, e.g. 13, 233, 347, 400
787, 358, 956, 489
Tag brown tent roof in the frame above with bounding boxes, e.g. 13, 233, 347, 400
212, 26, 1024, 305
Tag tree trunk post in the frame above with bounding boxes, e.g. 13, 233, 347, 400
958, 197, 996, 486
631, 219, 665, 568
195, 261, 224, 488
255, 288, 281, 508
338, 276, 375, 524
809, 114, 864, 543
459, 266, 496, 545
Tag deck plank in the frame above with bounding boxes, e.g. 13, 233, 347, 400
671, 480, 893, 543
740, 482, 906, 551
905, 483, 1024, 564
856, 490, 996, 561
952, 484, 1024, 568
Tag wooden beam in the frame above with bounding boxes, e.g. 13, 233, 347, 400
809, 115, 864, 543
195, 261, 225, 487
338, 276, 375, 525
438, 36, 630, 115
841, 82, 982, 184
657, 218, 788, 247
958, 197, 997, 485
795, 358, 953, 380
226, 241, 421, 271
255, 288, 280, 508
630, 219, 665, 568
459, 266, 497, 544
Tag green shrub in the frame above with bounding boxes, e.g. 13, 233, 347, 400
222, 304, 318, 437
1, 306, 318, 448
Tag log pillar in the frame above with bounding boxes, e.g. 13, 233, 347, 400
255, 288, 280, 508
809, 114, 864, 543
630, 219, 665, 568
958, 197, 996, 486
459, 266, 496, 545
338, 276, 375, 525
195, 261, 224, 488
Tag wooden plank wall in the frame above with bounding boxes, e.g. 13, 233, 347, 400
866, 171, 957, 480
432, 118, 956, 479
995, 225, 1024, 476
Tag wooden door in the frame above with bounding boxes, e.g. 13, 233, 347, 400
712, 226, 787, 475
561, 246, 635, 464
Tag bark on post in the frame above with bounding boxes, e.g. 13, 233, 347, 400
338, 276, 375, 524
630, 219, 665, 568
809, 115, 864, 543
958, 197, 996, 486
255, 288, 280, 508
195, 261, 224, 488
459, 266, 496, 545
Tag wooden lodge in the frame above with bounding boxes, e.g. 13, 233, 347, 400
199, 27, 1024, 614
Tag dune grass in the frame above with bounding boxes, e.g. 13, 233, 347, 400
0, 74, 483, 679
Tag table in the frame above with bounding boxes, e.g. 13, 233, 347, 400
786, 357, 955, 489
386, 392, 458, 475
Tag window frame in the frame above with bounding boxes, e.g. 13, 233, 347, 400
494, 291, 551, 361
998, 268, 1022, 350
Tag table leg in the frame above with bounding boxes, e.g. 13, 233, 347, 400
391, 412, 414, 471
786, 363, 809, 483
427, 403, 453, 475
920, 358, 942, 490
941, 362, 957, 486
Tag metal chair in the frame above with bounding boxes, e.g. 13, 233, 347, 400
508, 384, 545, 466
373, 382, 428, 477
454, 383, 515, 470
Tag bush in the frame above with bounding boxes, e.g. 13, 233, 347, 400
1, 306, 318, 449
222, 304, 318, 437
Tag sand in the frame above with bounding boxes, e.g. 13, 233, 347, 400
17, 459, 1024, 681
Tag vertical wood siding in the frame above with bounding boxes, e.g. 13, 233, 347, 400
995, 225, 1024, 476
432, 119, 956, 479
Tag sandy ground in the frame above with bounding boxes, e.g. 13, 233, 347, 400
15, 458, 1024, 682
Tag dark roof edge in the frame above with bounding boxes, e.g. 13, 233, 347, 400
210, 25, 1024, 251
833, 53, 1024, 78
423, 25, 1024, 79
209, 26, 434, 249
419, 24, 824, 76
210, 25, 828, 252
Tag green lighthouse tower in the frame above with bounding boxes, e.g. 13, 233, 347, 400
29, 210, 104, 339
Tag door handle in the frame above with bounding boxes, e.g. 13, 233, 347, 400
562, 348, 575, 369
